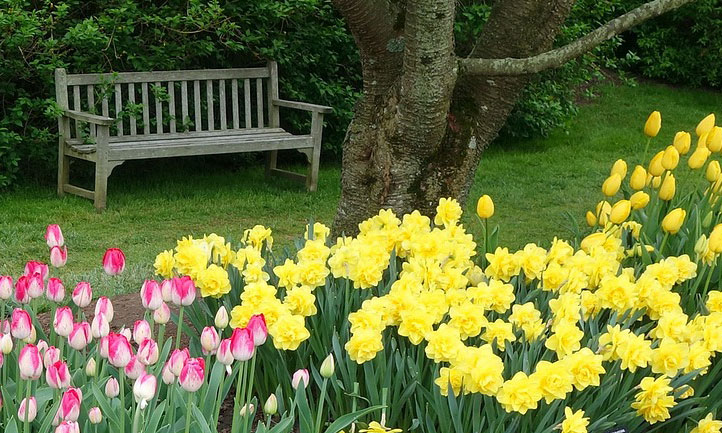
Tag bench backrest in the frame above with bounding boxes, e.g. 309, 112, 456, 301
55, 62, 280, 141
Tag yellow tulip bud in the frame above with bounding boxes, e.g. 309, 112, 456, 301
610, 159, 627, 179
708, 126, 722, 153
697, 113, 716, 137
601, 173, 622, 197
703, 211, 714, 229
695, 235, 709, 257
661, 145, 679, 170
609, 200, 631, 224
629, 165, 647, 190
596, 201, 612, 226
698, 133, 709, 150
651, 176, 662, 189
661, 208, 686, 235
689, 147, 711, 169
630, 191, 650, 210
673, 131, 691, 154
659, 174, 675, 201
586, 211, 597, 227
710, 224, 722, 253
644, 111, 661, 138
648, 151, 665, 177
707, 160, 721, 182
476, 195, 494, 219
711, 177, 722, 195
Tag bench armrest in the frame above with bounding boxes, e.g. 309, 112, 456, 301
63, 110, 114, 126
272, 99, 332, 114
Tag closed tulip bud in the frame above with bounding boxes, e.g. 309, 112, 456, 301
119, 327, 132, 341
137, 338, 160, 366
171, 276, 196, 306
102, 248, 126, 276
651, 176, 662, 189
231, 327, 255, 361
585, 211, 597, 227
18, 397, 37, 422
153, 302, 170, 324
659, 174, 676, 201
133, 320, 152, 344
466, 265, 484, 286
46, 278, 65, 303
24, 260, 49, 281
14, 277, 30, 304
476, 195, 494, 219
215, 306, 229, 329
124, 356, 146, 380
263, 394, 278, 415
709, 224, 722, 253
46, 360, 71, 389
320, 353, 335, 378
609, 200, 631, 224
707, 161, 721, 182
160, 279, 173, 303
662, 208, 686, 235
610, 159, 627, 178
91, 313, 110, 339
629, 165, 647, 190
44, 346, 60, 367
644, 111, 661, 137
1, 333, 13, 354
648, 151, 665, 177
45, 224, 65, 248
56, 421, 80, 433
50, 246, 68, 268
201, 327, 220, 355
12, 308, 32, 340
291, 369, 310, 390
169, 348, 190, 376
662, 145, 679, 170
59, 388, 82, 421
95, 296, 114, 322
19, 344, 43, 380
0, 276, 12, 300
54, 307, 74, 337
71, 282, 92, 308
107, 333, 133, 368
217, 339, 234, 368
674, 131, 692, 154
601, 173, 622, 197
88, 407, 102, 424
179, 357, 205, 392
140, 280, 163, 311
23, 325, 37, 344
133, 373, 157, 409
68, 322, 91, 351
630, 191, 650, 210
596, 201, 612, 226
105, 378, 120, 398
240, 403, 255, 418
697, 113, 716, 137
86, 358, 97, 377
695, 235, 709, 257
708, 126, 722, 153
247, 314, 268, 347
162, 362, 176, 385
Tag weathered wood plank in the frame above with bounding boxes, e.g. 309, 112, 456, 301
63, 184, 95, 200
141, 83, 150, 134
181, 81, 189, 130
256, 78, 264, 128
154, 82, 163, 134
87, 85, 96, 137
194, 80, 201, 132
231, 79, 240, 129
55, 68, 70, 196
219, 80, 227, 130
66, 68, 270, 85
269, 168, 306, 183
73, 85, 81, 136
168, 81, 176, 133
105, 127, 287, 143
114, 83, 123, 136
128, 83, 137, 135
244, 79, 251, 128
267, 62, 280, 127
273, 99, 333, 113
206, 80, 215, 131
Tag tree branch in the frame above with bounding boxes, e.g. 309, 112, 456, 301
459, 0, 695, 76
331, 0, 400, 60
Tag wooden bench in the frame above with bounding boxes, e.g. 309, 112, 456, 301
54, 62, 331, 210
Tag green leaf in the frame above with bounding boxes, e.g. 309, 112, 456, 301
323, 405, 384, 433
192, 404, 215, 433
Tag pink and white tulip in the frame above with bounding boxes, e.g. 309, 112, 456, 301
171, 276, 196, 306
88, 407, 102, 424
50, 246, 68, 268
162, 363, 175, 385
200, 326, 220, 355
55, 421, 80, 433
179, 357, 205, 392
45, 224, 65, 248
46, 277, 65, 302
160, 279, 173, 303
105, 377, 119, 398
24, 260, 48, 281
18, 396, 37, 422
140, 280, 163, 310
44, 346, 61, 368
133, 320, 152, 344
247, 314, 268, 346
133, 373, 157, 409
169, 348, 190, 376
59, 388, 82, 421
217, 339, 234, 374
71, 282, 92, 308
95, 296, 114, 322
102, 248, 126, 275
0, 276, 13, 300
91, 313, 110, 339
231, 327, 255, 361
68, 322, 91, 351
11, 308, 32, 340
153, 302, 171, 324
14, 276, 31, 304
53, 307, 74, 337
19, 344, 43, 380
137, 338, 159, 366
46, 360, 71, 389
124, 356, 146, 380
291, 369, 310, 390
107, 333, 133, 368
27, 273, 45, 298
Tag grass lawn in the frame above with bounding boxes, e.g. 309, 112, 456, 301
1, 81, 720, 297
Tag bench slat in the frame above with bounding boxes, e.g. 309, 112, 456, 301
244, 79, 251, 128
66, 128, 288, 145
66, 68, 270, 86
168, 82, 176, 133
206, 80, 214, 131
87, 85, 96, 137
181, 81, 189, 130
231, 79, 240, 129
73, 85, 81, 137
194, 80, 201, 132
219, 80, 227, 130
114, 84, 123, 136
256, 78, 264, 128
128, 83, 137, 135
154, 82, 163, 134
141, 83, 150, 134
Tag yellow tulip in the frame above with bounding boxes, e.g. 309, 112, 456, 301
586, 211, 597, 227
710, 224, 722, 253
630, 191, 650, 210
708, 126, 722, 153
661, 145, 679, 170
673, 131, 691, 154
661, 208, 686, 234
689, 147, 711, 169
651, 176, 662, 189
581, 232, 608, 252
610, 159, 627, 179
629, 165, 647, 190
644, 111, 661, 138
596, 201, 612, 225
610, 200, 631, 224
476, 195, 494, 219
648, 151, 665, 177
659, 174, 675, 201
698, 132, 709, 150
706, 160, 721, 182
601, 173, 622, 197
696, 113, 716, 137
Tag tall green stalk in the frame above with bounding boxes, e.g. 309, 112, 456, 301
23, 379, 31, 433
175, 306, 185, 350
314, 377, 329, 433
184, 392, 193, 433
119, 371, 126, 433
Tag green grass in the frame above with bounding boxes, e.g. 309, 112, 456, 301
1, 81, 720, 297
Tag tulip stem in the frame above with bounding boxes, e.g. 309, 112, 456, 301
232, 361, 247, 433
175, 306, 185, 350
659, 232, 670, 257
184, 392, 193, 433
242, 353, 257, 433
23, 379, 31, 433
213, 365, 226, 431
119, 370, 126, 433
314, 377, 329, 433
132, 401, 143, 433
157, 324, 166, 352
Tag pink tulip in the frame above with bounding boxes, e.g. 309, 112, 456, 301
59, 387, 82, 421
88, 407, 102, 424
14, 276, 31, 304
179, 357, 205, 392
137, 338, 159, 366
107, 333, 133, 368
119, 327, 132, 341
71, 282, 92, 308
133, 320, 152, 344
19, 344, 43, 380
37, 340, 48, 353
55, 421, 80, 433
46, 277, 65, 302
140, 280, 163, 310
50, 246, 68, 268
27, 273, 45, 299
105, 377, 119, 398
11, 308, 32, 340
68, 322, 91, 351
217, 339, 234, 366
99, 336, 109, 358
0, 276, 13, 300
124, 356, 146, 380
44, 346, 61, 368
46, 360, 71, 389
0, 320, 9, 334
45, 224, 65, 248
24, 260, 49, 281
102, 248, 126, 275
18, 396, 37, 422
247, 314, 268, 346
53, 307, 74, 337
200, 327, 220, 355
169, 348, 190, 376
160, 279, 173, 302
162, 363, 175, 385
95, 296, 114, 322
133, 373, 157, 409
230, 327, 255, 361
91, 313, 110, 339
153, 302, 170, 324
171, 276, 196, 306
291, 369, 310, 390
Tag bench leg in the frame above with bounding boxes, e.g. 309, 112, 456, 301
306, 145, 320, 192
265, 150, 278, 177
94, 162, 109, 212
58, 154, 70, 197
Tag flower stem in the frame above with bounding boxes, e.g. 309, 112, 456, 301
119, 370, 126, 433
157, 324, 166, 352
184, 392, 194, 433
242, 353, 257, 433
314, 378, 329, 433
231, 361, 247, 433
214, 365, 226, 431
175, 306, 185, 350
132, 400, 143, 433
23, 379, 31, 433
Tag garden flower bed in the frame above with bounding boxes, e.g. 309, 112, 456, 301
1, 112, 722, 433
